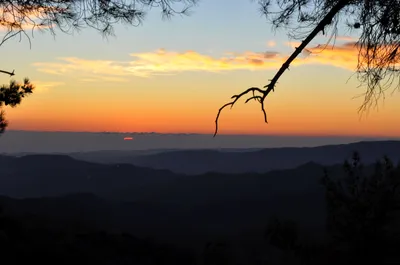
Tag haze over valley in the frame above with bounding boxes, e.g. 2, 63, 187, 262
0, 130, 394, 153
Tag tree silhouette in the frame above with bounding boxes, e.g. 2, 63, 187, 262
214, 0, 400, 136
264, 154, 400, 264
0, 77, 34, 133
321, 152, 400, 264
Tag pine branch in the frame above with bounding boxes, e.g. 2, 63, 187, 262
214, 0, 350, 137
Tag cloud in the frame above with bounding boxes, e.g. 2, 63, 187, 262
33, 41, 365, 79
284, 41, 302, 48
332, 35, 359, 42
32, 81, 64, 93
125, 49, 282, 76
267, 40, 276, 47
33, 57, 131, 82
33, 50, 282, 78
303, 42, 359, 70
79, 76, 129, 83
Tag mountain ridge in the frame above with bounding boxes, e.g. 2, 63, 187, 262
67, 140, 400, 175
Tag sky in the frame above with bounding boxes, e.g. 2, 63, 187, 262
1, 0, 400, 137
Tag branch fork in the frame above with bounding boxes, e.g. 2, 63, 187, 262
213, 0, 349, 137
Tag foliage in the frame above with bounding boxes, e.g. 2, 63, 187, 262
321, 152, 400, 264
258, 0, 400, 110
264, 153, 400, 264
0, 0, 198, 41
0, 78, 34, 133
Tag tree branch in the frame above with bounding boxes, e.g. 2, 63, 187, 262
0, 69, 15, 76
213, 0, 350, 137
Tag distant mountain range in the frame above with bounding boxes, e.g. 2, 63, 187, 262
0, 138, 400, 264
0, 140, 398, 248
68, 140, 400, 175
0, 153, 340, 246
0, 154, 179, 199
2, 130, 391, 153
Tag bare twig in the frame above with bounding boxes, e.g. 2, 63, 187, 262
213, 0, 349, 137
0, 30, 24, 47
0, 69, 15, 76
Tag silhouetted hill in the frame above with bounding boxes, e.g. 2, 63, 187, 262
0, 152, 346, 202
0, 153, 354, 248
0, 190, 327, 250
0, 154, 181, 199
0, 150, 390, 264
0, 143, 398, 264
0, 195, 196, 265
69, 140, 400, 175
0, 151, 382, 248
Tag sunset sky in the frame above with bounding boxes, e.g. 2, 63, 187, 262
1, 0, 400, 137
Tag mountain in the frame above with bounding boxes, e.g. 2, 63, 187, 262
69, 140, 400, 175
0, 153, 348, 202
0, 154, 181, 199
0, 153, 351, 247
0, 190, 327, 250
0, 141, 398, 264
0, 194, 196, 265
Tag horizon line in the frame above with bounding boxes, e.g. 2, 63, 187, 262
3, 129, 400, 139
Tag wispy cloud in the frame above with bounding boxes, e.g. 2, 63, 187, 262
284, 41, 302, 49
32, 80, 64, 93
125, 49, 281, 76
33, 41, 363, 80
33, 57, 131, 82
332, 35, 359, 42
33, 50, 282, 78
267, 40, 276, 47
79, 76, 129, 83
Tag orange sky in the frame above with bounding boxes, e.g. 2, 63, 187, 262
4, 55, 400, 138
